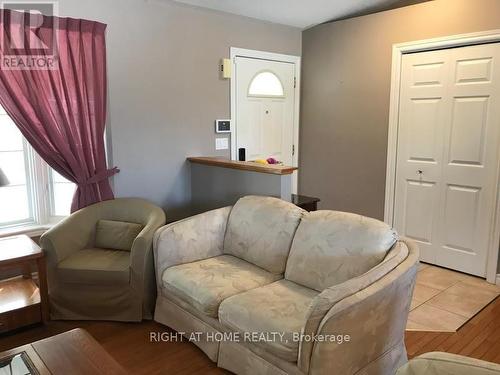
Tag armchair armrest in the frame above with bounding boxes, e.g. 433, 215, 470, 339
396, 352, 500, 375
300, 238, 419, 375
40, 208, 98, 267
130, 209, 167, 275
153, 206, 232, 285
129, 208, 166, 318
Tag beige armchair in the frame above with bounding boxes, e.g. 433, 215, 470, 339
41, 198, 166, 321
397, 352, 500, 375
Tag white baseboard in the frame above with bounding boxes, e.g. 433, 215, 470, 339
496, 274, 500, 286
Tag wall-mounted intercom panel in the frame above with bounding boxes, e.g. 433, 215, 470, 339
215, 119, 231, 133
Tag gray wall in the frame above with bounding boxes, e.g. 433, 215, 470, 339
300, 0, 500, 220
58, 0, 301, 220
191, 164, 292, 214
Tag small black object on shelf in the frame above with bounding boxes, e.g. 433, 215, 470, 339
238, 148, 246, 161
292, 194, 320, 212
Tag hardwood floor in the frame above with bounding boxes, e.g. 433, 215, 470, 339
0, 296, 499, 374
405, 294, 500, 362
0, 320, 225, 374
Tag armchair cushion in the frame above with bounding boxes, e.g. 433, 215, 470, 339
162, 255, 281, 318
219, 279, 318, 362
285, 211, 397, 291
223, 196, 304, 274
57, 248, 130, 285
95, 219, 143, 251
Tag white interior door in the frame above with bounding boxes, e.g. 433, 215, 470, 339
394, 43, 500, 277
234, 56, 297, 191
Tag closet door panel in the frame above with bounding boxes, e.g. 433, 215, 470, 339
393, 43, 500, 277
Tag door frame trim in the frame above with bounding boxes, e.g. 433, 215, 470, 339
230, 47, 301, 193
384, 29, 500, 283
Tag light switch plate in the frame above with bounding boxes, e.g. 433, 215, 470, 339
215, 137, 229, 150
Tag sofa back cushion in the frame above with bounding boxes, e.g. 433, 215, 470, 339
285, 211, 397, 291
95, 219, 143, 251
223, 196, 304, 274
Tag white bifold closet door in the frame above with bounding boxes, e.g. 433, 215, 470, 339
394, 43, 500, 277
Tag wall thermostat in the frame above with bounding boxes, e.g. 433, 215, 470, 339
215, 119, 231, 133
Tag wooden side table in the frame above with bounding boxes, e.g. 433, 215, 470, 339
0, 235, 49, 333
0, 328, 126, 374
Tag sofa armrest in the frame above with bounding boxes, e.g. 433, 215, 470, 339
40, 208, 97, 267
301, 238, 419, 375
298, 239, 412, 372
153, 206, 232, 285
397, 352, 500, 375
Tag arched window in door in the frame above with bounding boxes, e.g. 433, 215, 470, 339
248, 71, 284, 97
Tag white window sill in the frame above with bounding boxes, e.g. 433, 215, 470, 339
0, 216, 67, 239
0, 224, 51, 239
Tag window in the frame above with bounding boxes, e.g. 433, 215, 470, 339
0, 109, 32, 225
49, 169, 75, 216
0, 106, 75, 231
248, 71, 284, 97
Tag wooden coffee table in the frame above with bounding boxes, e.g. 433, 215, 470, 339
0, 328, 126, 374
0, 235, 49, 333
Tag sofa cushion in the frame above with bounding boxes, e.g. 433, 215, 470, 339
396, 352, 500, 375
223, 196, 304, 274
285, 211, 397, 291
57, 248, 130, 285
95, 219, 143, 251
162, 255, 281, 318
219, 279, 318, 362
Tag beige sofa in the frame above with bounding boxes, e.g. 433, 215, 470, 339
41, 198, 166, 321
153, 196, 419, 375
397, 352, 500, 375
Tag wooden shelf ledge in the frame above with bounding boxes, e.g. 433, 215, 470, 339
188, 157, 298, 175
0, 277, 40, 314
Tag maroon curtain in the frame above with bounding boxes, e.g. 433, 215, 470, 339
0, 10, 118, 212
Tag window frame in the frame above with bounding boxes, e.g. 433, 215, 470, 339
0, 136, 38, 229
0, 137, 73, 235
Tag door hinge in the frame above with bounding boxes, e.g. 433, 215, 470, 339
292, 144, 295, 156
294, 77, 296, 88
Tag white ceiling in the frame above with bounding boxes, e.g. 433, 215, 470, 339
172, 0, 426, 29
